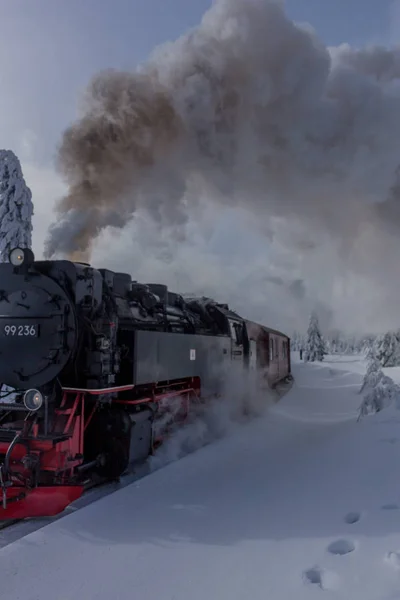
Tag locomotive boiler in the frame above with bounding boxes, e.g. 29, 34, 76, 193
0, 247, 290, 519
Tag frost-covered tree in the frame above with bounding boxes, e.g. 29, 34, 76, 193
0, 150, 33, 402
0, 150, 33, 262
316, 331, 379, 358
359, 335, 377, 358
370, 331, 400, 367
304, 312, 326, 362
290, 331, 306, 352
325, 332, 338, 354
358, 359, 400, 419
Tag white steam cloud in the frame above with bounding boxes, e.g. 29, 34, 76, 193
43, 0, 400, 333
149, 362, 278, 470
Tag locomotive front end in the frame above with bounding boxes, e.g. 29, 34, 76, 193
0, 248, 81, 519
0, 247, 77, 392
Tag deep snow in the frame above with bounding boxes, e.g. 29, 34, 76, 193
3, 355, 400, 599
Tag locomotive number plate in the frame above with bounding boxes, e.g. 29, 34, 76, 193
0, 323, 39, 337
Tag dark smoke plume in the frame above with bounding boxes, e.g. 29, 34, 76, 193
44, 0, 400, 263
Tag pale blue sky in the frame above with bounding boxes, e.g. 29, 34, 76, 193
286, 0, 397, 46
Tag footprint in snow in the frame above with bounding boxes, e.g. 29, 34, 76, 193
327, 539, 356, 555
344, 511, 361, 524
381, 504, 400, 511
303, 566, 340, 590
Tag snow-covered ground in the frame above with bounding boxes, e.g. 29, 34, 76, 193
3, 354, 400, 599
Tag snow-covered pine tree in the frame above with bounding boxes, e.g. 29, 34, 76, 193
373, 331, 400, 368
0, 150, 33, 262
326, 333, 337, 354
304, 312, 326, 362
365, 340, 376, 363
0, 150, 33, 402
359, 335, 376, 358
290, 331, 305, 352
358, 359, 400, 419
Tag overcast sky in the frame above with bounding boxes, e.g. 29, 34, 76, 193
1, 0, 399, 333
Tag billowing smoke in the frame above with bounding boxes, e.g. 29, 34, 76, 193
44, 0, 400, 264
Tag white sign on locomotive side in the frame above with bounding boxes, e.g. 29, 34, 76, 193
190, 349, 196, 360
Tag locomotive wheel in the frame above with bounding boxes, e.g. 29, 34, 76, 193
84, 408, 131, 480
96, 437, 129, 480
106, 410, 131, 439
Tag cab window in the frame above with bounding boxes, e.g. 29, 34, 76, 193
229, 321, 243, 345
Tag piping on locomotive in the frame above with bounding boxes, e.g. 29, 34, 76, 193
0, 247, 291, 520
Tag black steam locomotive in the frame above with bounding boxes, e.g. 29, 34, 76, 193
0, 247, 290, 519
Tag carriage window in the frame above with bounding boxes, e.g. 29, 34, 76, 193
270, 339, 274, 361
229, 321, 243, 345
234, 323, 244, 345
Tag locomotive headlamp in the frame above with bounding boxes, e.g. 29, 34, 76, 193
23, 389, 43, 411
9, 247, 35, 268
9, 248, 25, 266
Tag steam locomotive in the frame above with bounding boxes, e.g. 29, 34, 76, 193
0, 247, 290, 519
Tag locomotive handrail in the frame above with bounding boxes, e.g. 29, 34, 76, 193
61, 384, 136, 395
0, 402, 32, 412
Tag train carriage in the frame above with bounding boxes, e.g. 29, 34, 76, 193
245, 321, 291, 387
